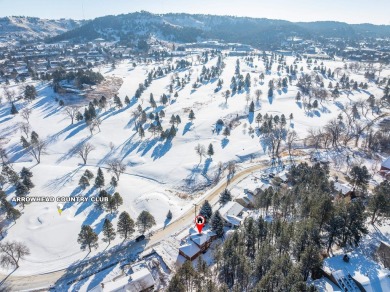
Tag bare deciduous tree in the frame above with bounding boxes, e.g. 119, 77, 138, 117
2, 87, 16, 104
77, 142, 95, 164
194, 144, 206, 163
64, 106, 80, 125
28, 139, 47, 164
20, 108, 32, 124
287, 130, 299, 163
19, 123, 31, 138
0, 241, 30, 269
107, 159, 126, 181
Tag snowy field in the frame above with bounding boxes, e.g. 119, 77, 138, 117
0, 54, 389, 281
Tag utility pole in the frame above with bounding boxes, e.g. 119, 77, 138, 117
193, 203, 198, 220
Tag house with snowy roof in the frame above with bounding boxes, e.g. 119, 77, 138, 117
179, 229, 217, 261
89, 267, 155, 292
218, 201, 246, 228
381, 157, 390, 172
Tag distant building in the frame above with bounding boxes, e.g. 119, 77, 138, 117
381, 157, 390, 171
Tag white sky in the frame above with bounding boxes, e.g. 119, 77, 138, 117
0, 0, 389, 25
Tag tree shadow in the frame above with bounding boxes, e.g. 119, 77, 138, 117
151, 139, 172, 160
0, 116, 12, 124
65, 122, 88, 140
75, 187, 97, 216
57, 137, 91, 164
248, 112, 254, 124
43, 166, 83, 195
182, 122, 192, 135
268, 95, 273, 104
334, 101, 344, 110
63, 186, 83, 211
0, 267, 17, 290
83, 207, 104, 227
138, 137, 159, 156
296, 101, 302, 109
221, 138, 229, 149
54, 238, 147, 291
202, 158, 212, 175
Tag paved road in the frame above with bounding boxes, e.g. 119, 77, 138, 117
0, 160, 276, 291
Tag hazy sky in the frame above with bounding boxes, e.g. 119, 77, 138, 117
0, 0, 389, 25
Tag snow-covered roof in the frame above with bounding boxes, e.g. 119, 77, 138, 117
382, 157, 390, 169
179, 242, 200, 258
219, 201, 245, 219
89, 276, 129, 292
89, 268, 155, 292
236, 192, 254, 204
127, 268, 155, 292
224, 215, 243, 226
190, 233, 209, 246
190, 229, 216, 247
333, 181, 352, 195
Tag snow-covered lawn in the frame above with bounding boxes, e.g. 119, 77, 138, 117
0, 56, 388, 278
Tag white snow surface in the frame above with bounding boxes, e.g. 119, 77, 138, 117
0, 55, 389, 279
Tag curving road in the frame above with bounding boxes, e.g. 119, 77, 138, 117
0, 159, 283, 291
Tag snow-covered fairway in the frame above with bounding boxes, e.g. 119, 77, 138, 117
0, 55, 388, 276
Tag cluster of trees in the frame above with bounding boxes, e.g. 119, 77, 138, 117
51, 68, 104, 90
169, 161, 386, 290
77, 210, 155, 251
0, 164, 35, 222
194, 143, 214, 163
256, 112, 294, 158
132, 103, 179, 141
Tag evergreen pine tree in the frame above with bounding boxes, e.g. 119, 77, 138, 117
20, 136, 30, 149
22, 176, 34, 190
136, 210, 156, 234
95, 190, 109, 210
20, 167, 32, 180
211, 210, 224, 237
188, 110, 195, 121
79, 175, 90, 188
77, 225, 98, 252
207, 143, 214, 158
11, 103, 18, 115
117, 211, 135, 240
94, 167, 105, 189
84, 169, 94, 180
124, 95, 130, 106
110, 176, 118, 188
223, 127, 231, 138
102, 218, 116, 244
167, 210, 173, 220
249, 101, 255, 113
199, 200, 213, 220
219, 189, 232, 204
2, 200, 21, 222
114, 95, 123, 108
113, 192, 123, 209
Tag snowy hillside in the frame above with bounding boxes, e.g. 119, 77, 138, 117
48, 11, 390, 45
0, 16, 84, 40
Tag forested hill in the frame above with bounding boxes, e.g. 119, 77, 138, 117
47, 11, 390, 46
